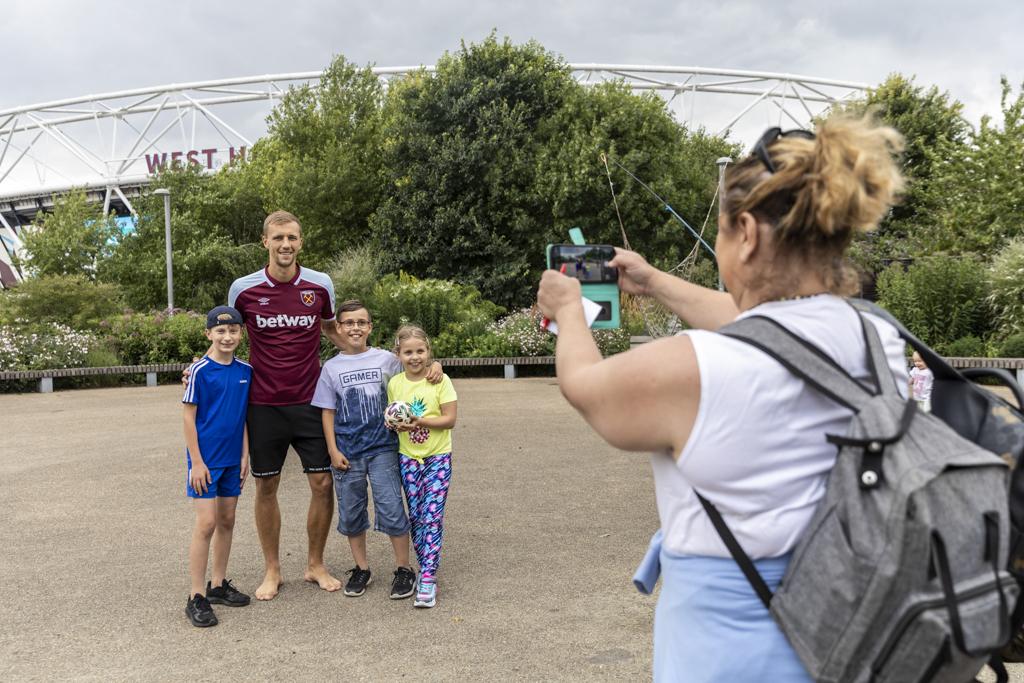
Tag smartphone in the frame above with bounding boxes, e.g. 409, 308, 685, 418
546, 244, 620, 328
546, 244, 618, 284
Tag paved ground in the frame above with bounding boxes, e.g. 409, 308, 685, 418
2, 380, 1021, 681
0, 380, 658, 681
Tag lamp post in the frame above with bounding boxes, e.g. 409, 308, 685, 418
714, 157, 732, 291
153, 188, 174, 313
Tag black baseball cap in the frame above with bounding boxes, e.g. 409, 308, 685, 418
206, 305, 244, 329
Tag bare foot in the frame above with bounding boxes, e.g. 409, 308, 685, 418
304, 564, 342, 592
255, 571, 283, 601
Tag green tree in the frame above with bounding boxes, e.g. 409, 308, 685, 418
246, 56, 387, 267
371, 34, 733, 308
839, 75, 970, 266
17, 188, 119, 278
925, 78, 1024, 254
101, 166, 265, 312
371, 35, 576, 308
538, 81, 736, 269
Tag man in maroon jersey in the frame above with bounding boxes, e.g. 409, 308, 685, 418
226, 211, 344, 599
185, 210, 443, 601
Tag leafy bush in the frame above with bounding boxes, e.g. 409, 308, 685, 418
100, 311, 219, 364
0, 274, 125, 330
998, 333, 1024, 358
988, 238, 1024, 337
371, 273, 504, 346
937, 335, 987, 358
327, 244, 385, 307
876, 254, 991, 348
432, 314, 513, 358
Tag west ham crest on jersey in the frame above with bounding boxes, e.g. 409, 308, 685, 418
300, 290, 316, 307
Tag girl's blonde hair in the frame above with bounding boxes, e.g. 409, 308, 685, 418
394, 324, 432, 360
722, 114, 905, 295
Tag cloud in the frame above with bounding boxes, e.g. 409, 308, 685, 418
2, 0, 1021, 127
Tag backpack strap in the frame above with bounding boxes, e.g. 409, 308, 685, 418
855, 303, 902, 398
720, 315, 876, 411
694, 491, 775, 609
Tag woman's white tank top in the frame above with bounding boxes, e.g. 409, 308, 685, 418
651, 295, 908, 558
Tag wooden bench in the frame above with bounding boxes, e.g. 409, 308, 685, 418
12, 354, 1019, 393
0, 363, 192, 393
945, 357, 1024, 385
0, 357, 558, 393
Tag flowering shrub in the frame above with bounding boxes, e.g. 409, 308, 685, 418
485, 308, 630, 357
489, 309, 555, 356
593, 327, 631, 356
0, 323, 100, 371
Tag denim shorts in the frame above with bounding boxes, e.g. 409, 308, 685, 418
332, 450, 410, 537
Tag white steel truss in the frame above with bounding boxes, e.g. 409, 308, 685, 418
0, 65, 866, 285
0, 65, 867, 204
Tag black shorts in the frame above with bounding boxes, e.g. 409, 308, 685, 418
247, 404, 331, 478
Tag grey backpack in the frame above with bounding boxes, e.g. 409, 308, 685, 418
699, 312, 1018, 682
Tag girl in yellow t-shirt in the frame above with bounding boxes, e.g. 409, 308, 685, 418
387, 325, 458, 608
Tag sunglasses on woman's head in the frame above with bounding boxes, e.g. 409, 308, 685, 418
752, 127, 815, 174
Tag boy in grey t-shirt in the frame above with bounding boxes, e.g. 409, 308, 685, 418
311, 300, 415, 599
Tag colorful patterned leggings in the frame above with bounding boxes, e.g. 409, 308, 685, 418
399, 452, 452, 582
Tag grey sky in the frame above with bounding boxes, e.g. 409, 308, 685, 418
4, 0, 1022, 125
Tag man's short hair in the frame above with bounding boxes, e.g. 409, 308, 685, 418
263, 210, 301, 236
337, 299, 371, 321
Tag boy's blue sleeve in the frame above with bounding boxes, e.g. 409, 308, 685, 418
182, 360, 203, 405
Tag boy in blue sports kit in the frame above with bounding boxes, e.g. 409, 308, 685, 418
183, 306, 253, 627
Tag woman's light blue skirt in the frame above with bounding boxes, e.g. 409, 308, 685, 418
653, 550, 812, 682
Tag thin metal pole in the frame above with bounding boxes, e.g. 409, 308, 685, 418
154, 188, 173, 312
715, 157, 732, 292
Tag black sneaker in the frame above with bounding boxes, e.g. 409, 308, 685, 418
344, 566, 372, 596
186, 593, 218, 627
390, 567, 416, 600
206, 579, 251, 607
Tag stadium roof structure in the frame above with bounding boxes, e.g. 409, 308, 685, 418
0, 65, 868, 286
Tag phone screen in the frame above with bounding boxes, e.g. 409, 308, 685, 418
548, 245, 618, 284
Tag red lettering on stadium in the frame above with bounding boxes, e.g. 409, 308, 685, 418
144, 147, 247, 174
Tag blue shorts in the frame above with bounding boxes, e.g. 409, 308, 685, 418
653, 550, 811, 682
332, 450, 410, 537
186, 465, 242, 499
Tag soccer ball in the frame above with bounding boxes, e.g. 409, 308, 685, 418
384, 401, 414, 429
